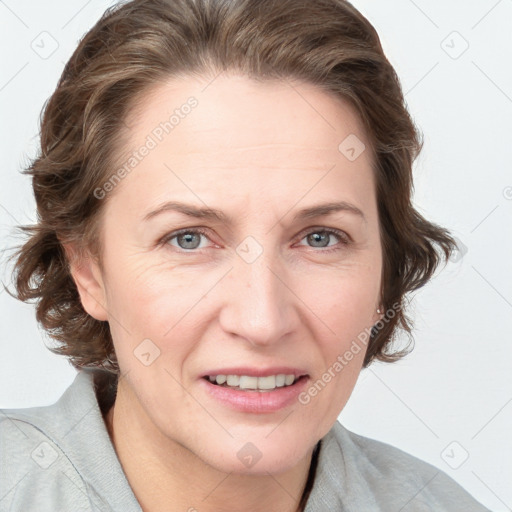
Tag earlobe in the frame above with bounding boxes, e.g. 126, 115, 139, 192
62, 242, 109, 322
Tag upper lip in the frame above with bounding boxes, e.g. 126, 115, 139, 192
201, 367, 309, 378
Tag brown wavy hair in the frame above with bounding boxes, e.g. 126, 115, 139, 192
6, 0, 456, 374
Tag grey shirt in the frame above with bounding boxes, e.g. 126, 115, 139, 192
0, 370, 489, 511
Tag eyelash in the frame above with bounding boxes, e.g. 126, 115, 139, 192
159, 226, 351, 254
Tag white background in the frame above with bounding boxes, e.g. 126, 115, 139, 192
1, 1, 511, 510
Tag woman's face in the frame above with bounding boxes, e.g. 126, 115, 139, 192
85, 74, 383, 474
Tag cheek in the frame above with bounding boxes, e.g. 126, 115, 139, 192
302, 260, 381, 330
314, 285, 372, 384
104, 254, 198, 331
298, 264, 378, 409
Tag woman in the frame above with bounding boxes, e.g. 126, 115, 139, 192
1, 0, 490, 510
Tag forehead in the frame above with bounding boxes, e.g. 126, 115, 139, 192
108, 73, 375, 218
122, 73, 369, 160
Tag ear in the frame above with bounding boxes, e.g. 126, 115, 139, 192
62, 242, 109, 322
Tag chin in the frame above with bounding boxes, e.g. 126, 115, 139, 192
197, 432, 314, 476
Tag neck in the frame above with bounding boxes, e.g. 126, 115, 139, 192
104, 383, 316, 512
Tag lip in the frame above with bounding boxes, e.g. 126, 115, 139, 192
199, 372, 310, 414
201, 366, 308, 378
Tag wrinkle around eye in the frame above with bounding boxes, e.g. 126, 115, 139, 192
156, 227, 362, 258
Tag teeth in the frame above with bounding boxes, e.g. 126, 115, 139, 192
207, 373, 299, 390
275, 374, 286, 387
239, 376, 258, 389
257, 375, 276, 390
226, 375, 240, 386
284, 374, 295, 386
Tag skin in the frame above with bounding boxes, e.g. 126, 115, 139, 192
66, 73, 384, 512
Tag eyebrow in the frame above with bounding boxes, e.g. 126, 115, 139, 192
143, 200, 365, 223
293, 201, 365, 222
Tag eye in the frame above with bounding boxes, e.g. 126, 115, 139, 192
161, 228, 213, 251
297, 228, 350, 252
160, 226, 350, 253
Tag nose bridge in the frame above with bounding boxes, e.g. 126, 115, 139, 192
219, 242, 296, 346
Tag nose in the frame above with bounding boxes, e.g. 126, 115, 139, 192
218, 247, 299, 348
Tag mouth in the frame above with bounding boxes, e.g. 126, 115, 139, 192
202, 373, 309, 392
199, 368, 310, 413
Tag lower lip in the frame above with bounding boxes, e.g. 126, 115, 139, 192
199, 376, 309, 413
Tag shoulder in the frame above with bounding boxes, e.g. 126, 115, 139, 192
0, 379, 96, 511
307, 421, 490, 511
0, 371, 138, 512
